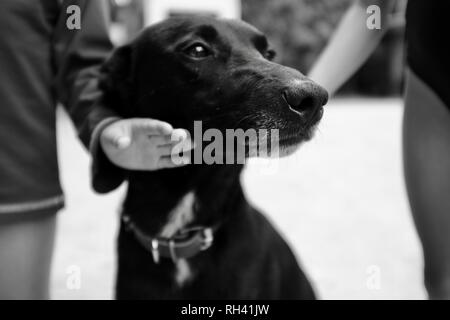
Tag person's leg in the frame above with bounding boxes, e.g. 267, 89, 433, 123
403, 69, 450, 299
0, 209, 57, 300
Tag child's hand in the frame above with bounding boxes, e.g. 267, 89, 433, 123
100, 118, 192, 170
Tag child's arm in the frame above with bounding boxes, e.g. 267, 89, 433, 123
53, 1, 191, 193
308, 0, 396, 96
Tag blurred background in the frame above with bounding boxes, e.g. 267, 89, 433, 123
51, 0, 425, 299
109, 0, 407, 95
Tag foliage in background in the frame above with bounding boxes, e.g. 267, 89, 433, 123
242, 0, 351, 73
242, 0, 405, 96
111, 0, 405, 96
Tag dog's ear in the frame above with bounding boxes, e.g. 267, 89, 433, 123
99, 44, 135, 117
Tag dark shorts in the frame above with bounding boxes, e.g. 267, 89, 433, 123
406, 0, 450, 111
0, 206, 58, 224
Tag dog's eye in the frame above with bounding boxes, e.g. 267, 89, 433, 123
264, 49, 276, 61
183, 43, 211, 59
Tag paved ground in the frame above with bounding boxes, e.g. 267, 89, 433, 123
51, 98, 426, 299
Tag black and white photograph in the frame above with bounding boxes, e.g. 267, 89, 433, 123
0, 0, 449, 305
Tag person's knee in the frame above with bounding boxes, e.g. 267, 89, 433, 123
0, 210, 56, 300
0, 279, 50, 300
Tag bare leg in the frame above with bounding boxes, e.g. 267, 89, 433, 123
0, 209, 57, 300
403, 69, 450, 299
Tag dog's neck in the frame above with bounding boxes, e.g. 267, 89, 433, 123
124, 164, 245, 236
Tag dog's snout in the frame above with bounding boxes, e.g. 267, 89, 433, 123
283, 82, 328, 115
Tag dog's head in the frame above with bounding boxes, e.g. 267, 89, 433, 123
101, 16, 328, 157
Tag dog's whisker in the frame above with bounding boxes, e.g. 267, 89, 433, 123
234, 114, 254, 128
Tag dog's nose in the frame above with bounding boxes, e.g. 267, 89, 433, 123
283, 82, 328, 115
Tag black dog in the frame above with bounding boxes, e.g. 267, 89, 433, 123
99, 16, 328, 299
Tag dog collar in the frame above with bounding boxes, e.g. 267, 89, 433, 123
122, 214, 215, 264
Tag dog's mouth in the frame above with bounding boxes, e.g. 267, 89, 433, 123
279, 106, 323, 143
309, 106, 324, 126
179, 101, 324, 160
236, 111, 323, 158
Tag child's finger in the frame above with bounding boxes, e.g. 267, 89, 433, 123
131, 119, 174, 135
157, 155, 190, 169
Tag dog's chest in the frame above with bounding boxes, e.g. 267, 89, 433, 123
160, 191, 196, 286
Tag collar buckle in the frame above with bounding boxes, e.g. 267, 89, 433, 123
200, 228, 214, 251
151, 239, 160, 264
